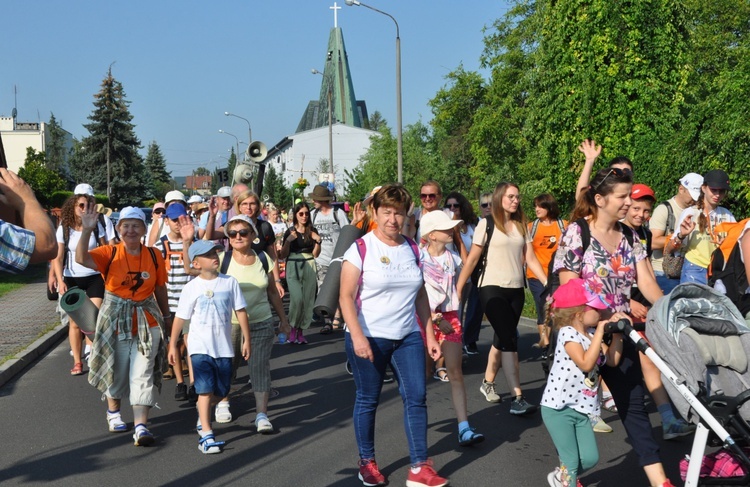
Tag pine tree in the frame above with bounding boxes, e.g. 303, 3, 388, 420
81, 67, 148, 206
262, 163, 291, 209
46, 113, 68, 174
144, 141, 172, 199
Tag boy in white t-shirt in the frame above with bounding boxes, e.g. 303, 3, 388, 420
168, 240, 250, 455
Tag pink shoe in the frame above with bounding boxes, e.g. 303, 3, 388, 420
297, 330, 308, 345
289, 328, 298, 344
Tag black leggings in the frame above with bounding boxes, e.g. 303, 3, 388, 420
479, 286, 525, 352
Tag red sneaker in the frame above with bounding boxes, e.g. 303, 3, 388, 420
406, 460, 448, 487
660, 481, 676, 487
358, 459, 388, 486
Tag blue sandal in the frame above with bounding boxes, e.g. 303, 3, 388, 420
459, 427, 485, 447
198, 434, 225, 454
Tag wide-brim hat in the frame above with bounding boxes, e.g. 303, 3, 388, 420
95, 203, 112, 217
310, 185, 333, 201
165, 190, 186, 204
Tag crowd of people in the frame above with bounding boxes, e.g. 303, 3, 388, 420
0, 141, 737, 486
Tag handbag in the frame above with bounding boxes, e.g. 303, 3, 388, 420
662, 248, 684, 279
47, 285, 59, 301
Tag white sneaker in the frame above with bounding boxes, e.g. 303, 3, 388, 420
547, 467, 563, 487
256, 416, 273, 434
215, 401, 232, 423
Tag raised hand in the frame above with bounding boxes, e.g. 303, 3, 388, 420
578, 139, 602, 163
178, 214, 195, 241
81, 201, 99, 231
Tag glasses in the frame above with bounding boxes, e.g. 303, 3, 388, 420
480, 202, 491, 208
227, 229, 250, 238
505, 194, 522, 202
297, 211, 309, 216
153, 209, 165, 214
444, 203, 460, 209
592, 168, 626, 192
77, 203, 86, 209
420, 193, 438, 200
240, 201, 259, 207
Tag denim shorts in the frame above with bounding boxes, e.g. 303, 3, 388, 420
191, 354, 232, 398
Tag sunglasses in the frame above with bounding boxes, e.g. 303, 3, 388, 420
227, 229, 250, 238
480, 202, 491, 208
592, 167, 628, 192
444, 203, 460, 209
153, 209, 165, 214
77, 203, 87, 209
297, 211, 309, 216
420, 193, 438, 200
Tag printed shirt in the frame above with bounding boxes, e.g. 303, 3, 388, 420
553, 221, 646, 313
541, 326, 601, 416
0, 219, 34, 274
526, 219, 568, 280
674, 206, 735, 268
312, 208, 349, 267
153, 236, 193, 312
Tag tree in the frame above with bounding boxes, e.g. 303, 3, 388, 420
262, 163, 290, 210
17, 148, 66, 207
194, 166, 210, 176
144, 141, 172, 199
45, 113, 68, 174
368, 111, 386, 132
80, 67, 148, 206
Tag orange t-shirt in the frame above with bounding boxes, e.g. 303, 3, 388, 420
90, 243, 168, 330
355, 220, 377, 233
526, 220, 568, 279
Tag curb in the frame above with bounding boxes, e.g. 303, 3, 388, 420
0, 322, 68, 388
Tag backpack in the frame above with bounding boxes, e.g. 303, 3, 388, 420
471, 216, 495, 285
159, 235, 197, 272
311, 208, 342, 228
707, 218, 750, 315
658, 201, 684, 279
530, 218, 566, 240
252, 220, 276, 253
354, 235, 420, 309
103, 245, 159, 280
220, 247, 270, 275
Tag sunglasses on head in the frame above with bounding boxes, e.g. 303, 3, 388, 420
227, 229, 250, 238
420, 193, 437, 200
153, 209, 165, 214
444, 203, 460, 209
592, 167, 628, 192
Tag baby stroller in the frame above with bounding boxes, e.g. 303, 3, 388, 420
622, 283, 750, 486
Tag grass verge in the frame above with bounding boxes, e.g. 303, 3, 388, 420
0, 263, 48, 298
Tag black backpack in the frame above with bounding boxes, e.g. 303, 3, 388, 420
471, 216, 495, 285
220, 248, 269, 274
62, 220, 105, 271
707, 236, 750, 316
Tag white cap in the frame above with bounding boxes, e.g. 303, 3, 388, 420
420, 210, 462, 236
118, 206, 146, 224
217, 186, 232, 198
74, 183, 94, 196
187, 195, 203, 204
165, 190, 186, 204
224, 214, 257, 237
680, 173, 703, 201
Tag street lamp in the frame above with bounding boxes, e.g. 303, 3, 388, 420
218, 129, 240, 163
224, 112, 252, 159
311, 68, 335, 175
345, 0, 402, 183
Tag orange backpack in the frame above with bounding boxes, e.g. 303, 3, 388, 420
707, 218, 750, 314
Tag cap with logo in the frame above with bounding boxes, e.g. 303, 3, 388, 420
679, 173, 703, 201
631, 184, 655, 201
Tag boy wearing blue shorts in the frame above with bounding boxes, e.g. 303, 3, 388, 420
168, 240, 251, 454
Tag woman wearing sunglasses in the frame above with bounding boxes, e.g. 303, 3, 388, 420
279, 202, 321, 344
665, 169, 735, 285
407, 180, 443, 241
217, 214, 290, 432
553, 168, 675, 487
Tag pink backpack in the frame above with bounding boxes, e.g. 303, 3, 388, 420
680, 448, 750, 480
354, 236, 420, 310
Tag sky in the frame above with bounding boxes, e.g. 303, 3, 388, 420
1, 1, 511, 178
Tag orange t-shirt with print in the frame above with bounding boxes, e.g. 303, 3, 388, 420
526, 220, 568, 279
90, 243, 168, 331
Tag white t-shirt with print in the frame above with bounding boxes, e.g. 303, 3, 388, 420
175, 274, 247, 358
56, 224, 106, 278
312, 207, 350, 267
541, 326, 601, 416
343, 232, 422, 340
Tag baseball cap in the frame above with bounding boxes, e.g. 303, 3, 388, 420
551, 278, 609, 310
631, 184, 655, 201
74, 183, 94, 196
187, 195, 203, 204
188, 240, 223, 261
363, 186, 383, 206
224, 214, 257, 237
680, 173, 703, 201
703, 169, 730, 190
420, 210, 462, 236
165, 190, 186, 204
217, 186, 232, 198
118, 206, 146, 224
166, 203, 188, 220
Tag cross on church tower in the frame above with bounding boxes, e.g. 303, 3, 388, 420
330, 2, 341, 28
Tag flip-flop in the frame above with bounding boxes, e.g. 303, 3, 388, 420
433, 367, 449, 382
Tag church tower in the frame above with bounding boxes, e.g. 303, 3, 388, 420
297, 6, 369, 133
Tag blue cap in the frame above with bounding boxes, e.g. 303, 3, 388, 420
188, 240, 223, 261
166, 204, 188, 220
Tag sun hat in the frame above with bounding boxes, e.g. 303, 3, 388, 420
420, 210, 462, 236
631, 184, 655, 201
95, 203, 112, 217
166, 204, 188, 220
195, 202, 209, 213
680, 173, 703, 201
363, 186, 383, 206
187, 195, 203, 204
224, 214, 257, 237
188, 240, 223, 261
118, 206, 146, 224
703, 169, 730, 190
310, 185, 333, 201
551, 278, 609, 310
217, 186, 232, 198
74, 183, 95, 196
165, 190, 186, 204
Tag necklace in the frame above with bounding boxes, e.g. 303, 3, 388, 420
123, 245, 148, 279
202, 276, 220, 298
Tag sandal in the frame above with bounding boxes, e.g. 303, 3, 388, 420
163, 366, 175, 380
458, 427, 485, 446
319, 324, 333, 335
198, 433, 225, 454
70, 362, 85, 376
433, 367, 449, 382
602, 395, 618, 413
331, 318, 344, 331
215, 401, 232, 423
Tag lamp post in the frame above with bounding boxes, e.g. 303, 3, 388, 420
311, 68, 334, 175
345, 0, 402, 183
218, 130, 241, 164
224, 112, 252, 159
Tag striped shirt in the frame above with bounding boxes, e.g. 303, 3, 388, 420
153, 236, 193, 312
0, 220, 35, 274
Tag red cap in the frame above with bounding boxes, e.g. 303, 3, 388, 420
631, 184, 655, 201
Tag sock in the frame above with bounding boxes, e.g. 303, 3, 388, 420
411, 466, 422, 474
107, 409, 120, 416
458, 420, 469, 432
200, 429, 213, 438
256, 413, 268, 422
658, 403, 676, 425
134, 423, 147, 434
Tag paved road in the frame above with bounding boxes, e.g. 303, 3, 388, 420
0, 319, 692, 486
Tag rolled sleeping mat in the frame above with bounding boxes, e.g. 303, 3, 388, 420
314, 224, 363, 319
60, 287, 98, 335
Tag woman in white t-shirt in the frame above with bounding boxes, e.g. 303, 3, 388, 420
457, 182, 548, 416
339, 184, 447, 487
51, 193, 107, 376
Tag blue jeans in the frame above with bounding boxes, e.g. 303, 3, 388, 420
680, 259, 707, 285
653, 270, 680, 295
345, 331, 428, 465
461, 281, 482, 346
528, 277, 548, 325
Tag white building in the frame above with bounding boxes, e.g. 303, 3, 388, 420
0, 115, 74, 173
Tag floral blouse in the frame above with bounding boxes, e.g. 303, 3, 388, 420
552, 221, 646, 313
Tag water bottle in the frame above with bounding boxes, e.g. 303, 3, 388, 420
278, 332, 287, 345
